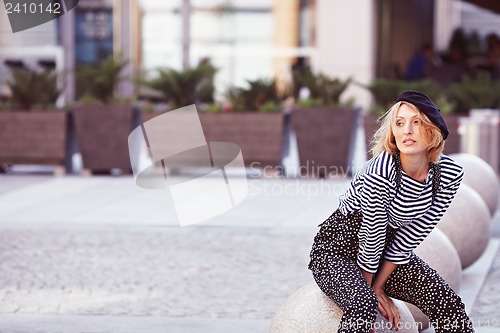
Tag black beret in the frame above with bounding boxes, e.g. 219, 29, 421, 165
396, 90, 449, 140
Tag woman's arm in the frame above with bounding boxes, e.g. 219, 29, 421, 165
372, 259, 397, 290
361, 269, 373, 285
357, 173, 392, 274
372, 259, 400, 330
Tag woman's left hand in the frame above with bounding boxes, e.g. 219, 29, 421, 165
374, 287, 400, 330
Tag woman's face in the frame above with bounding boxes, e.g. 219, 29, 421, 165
393, 103, 428, 159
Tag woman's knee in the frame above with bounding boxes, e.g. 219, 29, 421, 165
418, 283, 472, 330
430, 288, 467, 317
421, 280, 464, 310
344, 288, 378, 316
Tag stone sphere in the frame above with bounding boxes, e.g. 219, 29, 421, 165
449, 153, 499, 215
270, 281, 418, 333
406, 228, 462, 330
437, 183, 491, 269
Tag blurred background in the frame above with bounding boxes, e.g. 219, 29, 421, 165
1, 0, 500, 105
0, 0, 500, 177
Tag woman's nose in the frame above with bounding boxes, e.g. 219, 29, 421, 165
404, 123, 413, 134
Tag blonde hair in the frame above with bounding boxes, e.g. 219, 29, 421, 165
370, 101, 445, 163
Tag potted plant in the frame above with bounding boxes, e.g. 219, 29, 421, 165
141, 61, 216, 110
0, 66, 68, 172
139, 61, 217, 123
448, 71, 500, 164
448, 71, 500, 114
139, 71, 285, 170
200, 78, 285, 170
290, 70, 358, 177
72, 55, 135, 174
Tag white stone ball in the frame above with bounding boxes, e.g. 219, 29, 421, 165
406, 228, 462, 330
436, 183, 491, 269
449, 153, 499, 215
270, 281, 418, 333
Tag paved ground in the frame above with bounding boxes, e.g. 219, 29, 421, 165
0, 172, 499, 333
470, 243, 500, 328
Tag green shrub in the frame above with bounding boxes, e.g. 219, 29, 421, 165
259, 101, 280, 113
202, 103, 223, 113
6, 66, 60, 110
365, 79, 448, 115
226, 79, 281, 112
141, 62, 217, 110
292, 69, 351, 107
448, 71, 500, 113
296, 98, 322, 108
76, 55, 127, 104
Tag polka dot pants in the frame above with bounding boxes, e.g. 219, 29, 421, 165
308, 210, 474, 333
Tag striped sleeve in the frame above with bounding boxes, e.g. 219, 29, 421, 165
357, 155, 394, 273
384, 159, 464, 265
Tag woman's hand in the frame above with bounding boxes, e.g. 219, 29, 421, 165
373, 287, 400, 330
371, 260, 400, 330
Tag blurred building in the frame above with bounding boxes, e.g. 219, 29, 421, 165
0, 4, 61, 99
1, 0, 499, 109
140, 0, 283, 98
139, 0, 500, 110
0, 0, 140, 105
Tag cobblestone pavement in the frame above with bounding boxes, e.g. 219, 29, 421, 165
0, 224, 312, 320
2, 225, 500, 332
470, 244, 500, 328
469, 200, 500, 330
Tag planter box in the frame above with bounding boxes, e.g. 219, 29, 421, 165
0, 110, 68, 167
73, 104, 136, 174
199, 112, 285, 168
291, 107, 359, 177
138, 111, 285, 170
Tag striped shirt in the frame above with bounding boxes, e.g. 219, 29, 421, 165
338, 150, 464, 274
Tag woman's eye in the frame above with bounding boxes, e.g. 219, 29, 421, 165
396, 122, 403, 126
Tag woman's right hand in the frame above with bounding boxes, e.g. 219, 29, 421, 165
373, 287, 400, 330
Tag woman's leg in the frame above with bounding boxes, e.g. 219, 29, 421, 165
311, 255, 378, 333
384, 254, 474, 333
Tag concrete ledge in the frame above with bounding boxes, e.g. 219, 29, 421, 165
461, 239, 500, 311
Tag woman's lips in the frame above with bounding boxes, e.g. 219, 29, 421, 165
403, 139, 416, 145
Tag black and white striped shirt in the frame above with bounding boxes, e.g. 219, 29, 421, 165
338, 150, 464, 274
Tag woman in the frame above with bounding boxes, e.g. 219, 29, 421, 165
308, 91, 474, 333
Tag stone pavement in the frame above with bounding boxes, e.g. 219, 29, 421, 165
0, 173, 499, 333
